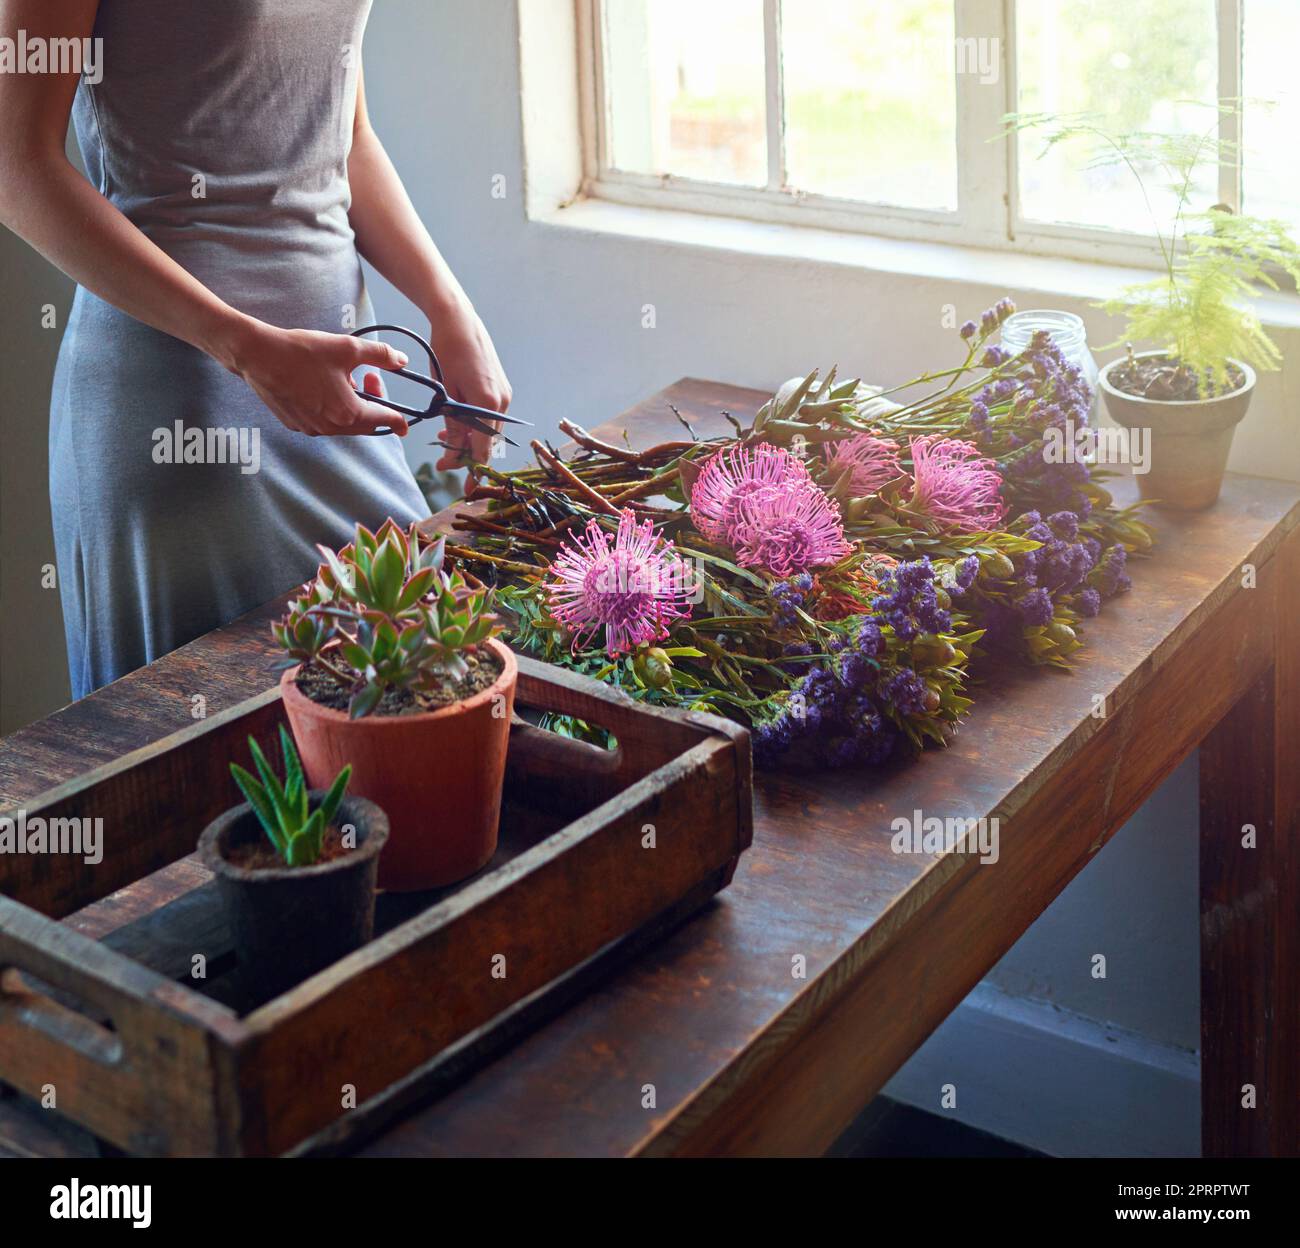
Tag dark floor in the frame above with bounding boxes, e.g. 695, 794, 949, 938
831, 1096, 1045, 1158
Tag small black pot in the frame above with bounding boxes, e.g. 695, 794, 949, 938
198, 793, 389, 1004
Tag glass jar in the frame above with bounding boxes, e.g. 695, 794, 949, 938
1000, 309, 1101, 422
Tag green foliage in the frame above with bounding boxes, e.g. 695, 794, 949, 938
1103, 210, 1300, 383
228, 727, 351, 867
1009, 108, 1300, 381
273, 519, 503, 719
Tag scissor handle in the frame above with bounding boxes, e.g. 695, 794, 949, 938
349, 323, 527, 444
352, 323, 447, 386
349, 323, 450, 434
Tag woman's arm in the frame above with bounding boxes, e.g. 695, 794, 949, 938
0, 0, 411, 436
347, 61, 511, 468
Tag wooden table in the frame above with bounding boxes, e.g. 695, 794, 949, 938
1, 380, 1297, 1158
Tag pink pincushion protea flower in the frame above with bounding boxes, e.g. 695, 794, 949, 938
690, 443, 813, 542
545, 509, 694, 656
906, 434, 1007, 532
824, 432, 902, 496
729, 482, 852, 578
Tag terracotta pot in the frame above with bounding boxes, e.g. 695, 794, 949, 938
1098, 351, 1256, 511
280, 639, 517, 892
198, 794, 387, 1003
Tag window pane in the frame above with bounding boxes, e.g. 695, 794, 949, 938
1242, 0, 1300, 236
1016, 0, 1218, 233
603, 0, 767, 187
782, 0, 957, 211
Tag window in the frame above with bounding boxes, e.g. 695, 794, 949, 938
583, 0, 1300, 266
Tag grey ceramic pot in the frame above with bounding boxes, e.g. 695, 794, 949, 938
1097, 351, 1256, 511
198, 793, 388, 1004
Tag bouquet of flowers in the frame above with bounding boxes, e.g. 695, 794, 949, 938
438, 300, 1153, 769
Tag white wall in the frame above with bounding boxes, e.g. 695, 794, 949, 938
5, 0, 1293, 1154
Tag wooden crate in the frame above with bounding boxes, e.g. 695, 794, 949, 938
0, 656, 751, 1156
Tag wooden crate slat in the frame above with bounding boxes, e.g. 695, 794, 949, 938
234, 738, 743, 1155
0, 658, 751, 1156
0, 689, 285, 919
0, 895, 241, 1155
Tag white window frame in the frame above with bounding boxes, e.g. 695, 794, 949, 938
577, 0, 1246, 271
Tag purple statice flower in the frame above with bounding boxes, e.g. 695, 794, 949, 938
980, 346, 1011, 368
879, 668, 930, 716
825, 686, 899, 766
731, 481, 852, 577
770, 579, 805, 627
858, 722, 898, 765
969, 401, 991, 433
1016, 587, 1054, 627
779, 664, 845, 752
690, 442, 813, 543
1093, 544, 1131, 598
955, 554, 980, 594
824, 432, 903, 496
1077, 588, 1102, 617
856, 617, 884, 658
907, 435, 1008, 533
976, 299, 1015, 336
753, 716, 796, 766
546, 510, 693, 656
979, 599, 1022, 649
838, 651, 872, 688
799, 665, 840, 709
873, 557, 951, 640
960, 320, 978, 339
1048, 510, 1080, 540
1030, 403, 1064, 432
1016, 508, 1095, 596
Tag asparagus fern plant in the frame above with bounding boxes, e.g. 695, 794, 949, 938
1010, 107, 1300, 388
229, 727, 351, 867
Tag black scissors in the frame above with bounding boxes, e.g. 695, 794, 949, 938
350, 323, 530, 445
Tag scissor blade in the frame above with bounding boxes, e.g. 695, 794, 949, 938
351, 388, 429, 420
442, 398, 532, 428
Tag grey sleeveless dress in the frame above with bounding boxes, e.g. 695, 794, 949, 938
49, 0, 430, 699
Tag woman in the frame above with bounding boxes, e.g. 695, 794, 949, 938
0, 0, 510, 698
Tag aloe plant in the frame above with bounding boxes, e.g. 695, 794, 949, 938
273, 518, 503, 719
229, 727, 351, 867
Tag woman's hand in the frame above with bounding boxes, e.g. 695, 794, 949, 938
429, 297, 513, 470
226, 321, 412, 437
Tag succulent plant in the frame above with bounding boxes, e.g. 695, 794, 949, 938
273, 519, 503, 719
229, 727, 351, 867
